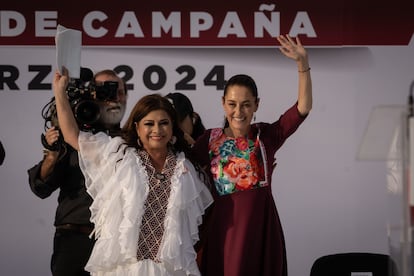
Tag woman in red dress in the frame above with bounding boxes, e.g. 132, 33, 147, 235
193, 34, 313, 276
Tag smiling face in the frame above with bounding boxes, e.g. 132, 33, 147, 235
94, 73, 127, 129
135, 109, 173, 154
222, 84, 259, 137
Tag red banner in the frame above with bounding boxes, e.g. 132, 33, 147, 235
0, 0, 413, 46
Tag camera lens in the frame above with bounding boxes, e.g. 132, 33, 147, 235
74, 100, 100, 124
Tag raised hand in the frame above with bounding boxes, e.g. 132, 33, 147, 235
276, 34, 307, 62
53, 67, 69, 97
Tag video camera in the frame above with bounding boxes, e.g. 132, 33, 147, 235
41, 67, 119, 151
66, 67, 119, 125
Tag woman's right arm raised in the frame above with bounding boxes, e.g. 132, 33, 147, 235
53, 68, 80, 150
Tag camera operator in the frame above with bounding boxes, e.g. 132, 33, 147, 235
28, 69, 127, 276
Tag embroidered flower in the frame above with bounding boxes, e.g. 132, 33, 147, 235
210, 128, 222, 141
210, 159, 220, 179
208, 129, 268, 196
209, 130, 226, 155
219, 140, 237, 158
235, 137, 249, 151
224, 156, 257, 191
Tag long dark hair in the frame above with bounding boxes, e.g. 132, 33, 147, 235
165, 92, 206, 141
222, 74, 259, 128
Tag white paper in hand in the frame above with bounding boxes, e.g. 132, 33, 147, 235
55, 24, 82, 79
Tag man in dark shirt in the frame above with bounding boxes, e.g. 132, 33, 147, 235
28, 69, 127, 276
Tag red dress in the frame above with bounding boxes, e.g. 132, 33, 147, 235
192, 103, 306, 276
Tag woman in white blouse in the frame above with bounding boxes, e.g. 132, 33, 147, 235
52, 68, 213, 276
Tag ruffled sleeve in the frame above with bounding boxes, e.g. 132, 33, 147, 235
77, 132, 125, 197
160, 153, 213, 275
78, 132, 149, 272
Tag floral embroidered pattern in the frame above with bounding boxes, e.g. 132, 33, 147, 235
209, 128, 267, 196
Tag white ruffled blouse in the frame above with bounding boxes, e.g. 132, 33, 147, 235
77, 131, 213, 276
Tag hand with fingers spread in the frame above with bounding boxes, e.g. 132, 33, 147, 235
276, 34, 312, 115
277, 34, 308, 63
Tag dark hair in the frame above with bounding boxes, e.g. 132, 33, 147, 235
223, 74, 258, 100
165, 92, 206, 141
121, 94, 187, 152
223, 74, 259, 128
121, 93, 207, 182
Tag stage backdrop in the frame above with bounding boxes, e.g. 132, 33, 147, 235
0, 1, 413, 275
